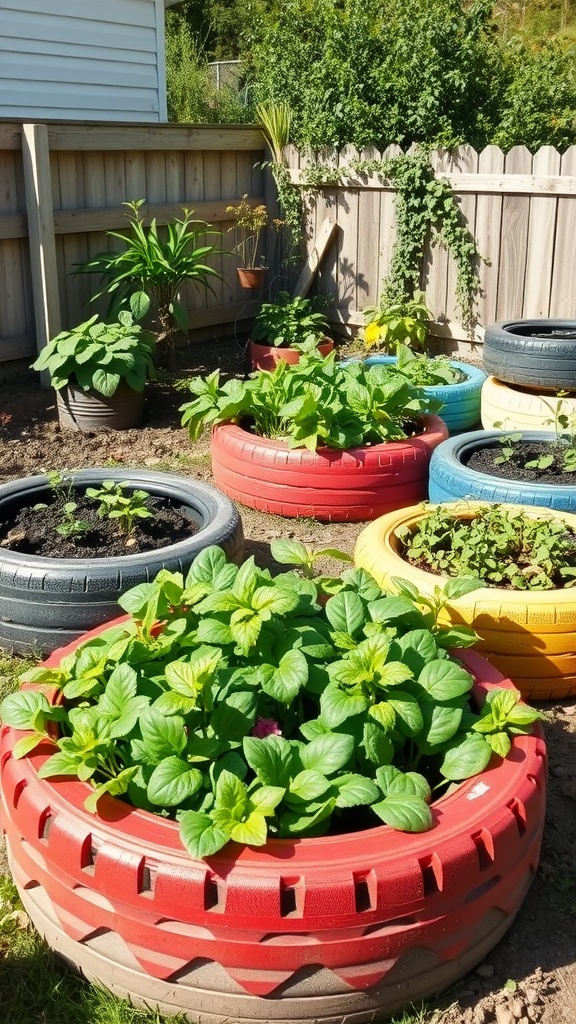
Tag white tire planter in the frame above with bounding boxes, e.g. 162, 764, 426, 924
481, 376, 576, 431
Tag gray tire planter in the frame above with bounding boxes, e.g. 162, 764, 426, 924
0, 470, 243, 655
481, 375, 576, 431
0, 635, 546, 1024
428, 429, 576, 511
483, 320, 576, 392
341, 356, 486, 433
56, 381, 145, 430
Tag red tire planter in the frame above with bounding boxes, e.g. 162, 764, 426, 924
210, 415, 449, 522
0, 623, 546, 1024
249, 338, 334, 371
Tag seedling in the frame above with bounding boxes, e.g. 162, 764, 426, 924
55, 502, 90, 539
85, 480, 153, 536
492, 424, 522, 465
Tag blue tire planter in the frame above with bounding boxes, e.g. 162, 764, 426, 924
428, 429, 576, 511
340, 356, 485, 433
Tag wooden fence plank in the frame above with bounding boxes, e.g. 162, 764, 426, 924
550, 146, 576, 318
21, 123, 61, 361
355, 146, 381, 314
496, 146, 533, 320
524, 146, 561, 317
475, 145, 505, 328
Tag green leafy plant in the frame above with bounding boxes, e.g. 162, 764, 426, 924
33, 470, 90, 540
74, 200, 225, 362
31, 312, 157, 398
251, 292, 330, 349
397, 504, 576, 591
54, 502, 91, 540
0, 544, 544, 860
85, 481, 153, 537
180, 349, 442, 451
225, 194, 271, 269
491, 426, 523, 466
363, 292, 430, 353
392, 343, 465, 386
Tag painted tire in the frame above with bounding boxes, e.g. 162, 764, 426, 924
341, 356, 486, 433
0, 470, 243, 655
481, 376, 576, 431
0, 623, 546, 1023
354, 501, 576, 700
428, 429, 576, 512
210, 416, 448, 522
249, 338, 334, 371
483, 320, 576, 392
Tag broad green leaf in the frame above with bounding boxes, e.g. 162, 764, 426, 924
194, 618, 234, 646
288, 769, 331, 803
419, 704, 463, 751
13, 732, 49, 758
179, 810, 231, 858
488, 732, 511, 757
147, 757, 203, 806
210, 690, 257, 740
418, 659, 474, 700
230, 811, 268, 846
118, 581, 157, 616
252, 586, 301, 616
371, 794, 433, 832
261, 649, 308, 705
186, 546, 238, 589
0, 690, 52, 731
230, 608, 263, 653
387, 692, 423, 736
443, 577, 484, 601
84, 766, 138, 814
441, 733, 493, 781
435, 625, 479, 649
369, 596, 427, 627
325, 591, 366, 635
249, 785, 285, 816
138, 708, 187, 763
242, 734, 296, 787
37, 749, 84, 778
362, 721, 394, 765
279, 796, 337, 835
299, 731, 354, 774
270, 538, 310, 566
396, 629, 438, 674
333, 773, 380, 807
320, 684, 368, 728
368, 701, 396, 730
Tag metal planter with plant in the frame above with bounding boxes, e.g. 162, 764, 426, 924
0, 544, 546, 1022
180, 350, 449, 521
31, 311, 157, 430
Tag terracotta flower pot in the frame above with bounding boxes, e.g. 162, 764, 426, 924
249, 336, 334, 371
237, 267, 267, 290
0, 625, 546, 1024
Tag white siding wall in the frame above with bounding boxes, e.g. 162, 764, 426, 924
0, 0, 167, 122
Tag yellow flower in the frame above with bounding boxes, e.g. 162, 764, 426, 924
364, 321, 382, 349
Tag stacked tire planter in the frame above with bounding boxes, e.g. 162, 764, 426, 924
210, 415, 449, 522
354, 501, 576, 700
0, 470, 243, 655
0, 621, 546, 1024
481, 319, 576, 430
342, 355, 486, 434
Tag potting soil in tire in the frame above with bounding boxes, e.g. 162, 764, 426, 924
466, 442, 576, 487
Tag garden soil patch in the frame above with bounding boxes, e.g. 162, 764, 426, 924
1, 338, 576, 1023
467, 441, 576, 486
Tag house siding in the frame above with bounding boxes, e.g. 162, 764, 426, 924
0, 0, 167, 121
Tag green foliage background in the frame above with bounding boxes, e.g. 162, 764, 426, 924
166, 0, 576, 152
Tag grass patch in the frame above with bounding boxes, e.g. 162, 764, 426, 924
0, 651, 37, 703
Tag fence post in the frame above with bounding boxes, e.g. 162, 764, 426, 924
22, 123, 61, 382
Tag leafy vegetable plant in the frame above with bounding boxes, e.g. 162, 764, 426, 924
180, 349, 442, 451
362, 291, 430, 353
85, 480, 153, 537
31, 312, 157, 398
1, 545, 543, 860
397, 504, 576, 590
251, 292, 330, 350
393, 343, 466, 386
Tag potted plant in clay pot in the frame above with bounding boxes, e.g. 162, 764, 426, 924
31, 311, 157, 431
249, 291, 334, 370
180, 350, 449, 522
0, 468, 243, 654
342, 343, 486, 434
0, 545, 545, 1023
355, 499, 576, 700
428, 421, 576, 511
226, 193, 273, 290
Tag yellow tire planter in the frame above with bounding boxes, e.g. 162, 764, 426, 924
481, 376, 576, 431
354, 501, 576, 701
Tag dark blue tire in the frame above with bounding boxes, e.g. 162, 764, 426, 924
340, 356, 485, 433
483, 320, 576, 392
428, 429, 576, 511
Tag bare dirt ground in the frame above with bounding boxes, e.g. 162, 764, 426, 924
1, 335, 576, 1024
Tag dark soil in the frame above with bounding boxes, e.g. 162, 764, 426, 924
0, 493, 198, 559
0, 338, 576, 1023
467, 440, 576, 485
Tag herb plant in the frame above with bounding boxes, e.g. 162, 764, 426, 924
392, 343, 465, 386
180, 350, 442, 451
251, 292, 330, 350
0, 545, 543, 859
74, 200, 225, 362
31, 312, 157, 398
85, 481, 153, 536
363, 292, 430, 353
397, 504, 576, 590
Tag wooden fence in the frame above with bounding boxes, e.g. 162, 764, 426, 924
283, 144, 576, 346
0, 120, 267, 368
1, 129, 576, 370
